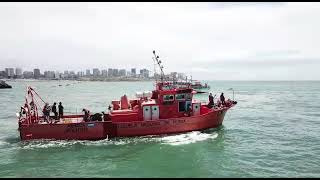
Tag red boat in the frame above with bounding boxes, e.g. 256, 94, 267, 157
17, 51, 237, 141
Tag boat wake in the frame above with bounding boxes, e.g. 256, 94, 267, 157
20, 138, 118, 150
0, 140, 10, 146
159, 131, 219, 146
18, 131, 219, 149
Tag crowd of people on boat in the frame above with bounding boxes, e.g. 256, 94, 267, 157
208, 92, 232, 108
42, 101, 105, 123
18, 101, 64, 124
42, 102, 103, 123
42, 102, 64, 123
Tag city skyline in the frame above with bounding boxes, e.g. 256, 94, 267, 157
0, 66, 147, 74
0, 67, 151, 78
0, 66, 188, 81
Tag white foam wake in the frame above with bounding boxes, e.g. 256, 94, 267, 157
20, 131, 219, 149
20, 138, 132, 149
160, 131, 219, 146
0, 140, 10, 146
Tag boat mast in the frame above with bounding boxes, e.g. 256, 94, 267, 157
153, 50, 165, 83
153, 56, 158, 83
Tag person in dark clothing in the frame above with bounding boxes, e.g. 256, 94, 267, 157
43, 103, 50, 123
208, 93, 215, 108
220, 93, 225, 106
187, 104, 192, 116
82, 108, 90, 122
52, 102, 58, 120
58, 102, 64, 119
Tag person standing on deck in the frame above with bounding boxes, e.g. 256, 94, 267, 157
58, 102, 64, 119
82, 109, 90, 122
52, 102, 58, 120
187, 104, 192, 116
208, 93, 215, 108
220, 93, 225, 106
43, 103, 50, 123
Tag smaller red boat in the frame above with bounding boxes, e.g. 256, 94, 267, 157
17, 51, 237, 141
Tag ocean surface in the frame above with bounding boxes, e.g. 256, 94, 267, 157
0, 80, 319, 178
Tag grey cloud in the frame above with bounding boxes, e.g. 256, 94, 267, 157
209, 2, 287, 9
186, 58, 320, 69
0, 2, 320, 80
253, 50, 301, 57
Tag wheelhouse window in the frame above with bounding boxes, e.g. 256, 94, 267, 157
163, 85, 173, 90
185, 93, 192, 100
163, 94, 174, 101
175, 94, 185, 100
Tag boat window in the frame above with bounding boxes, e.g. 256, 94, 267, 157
163, 94, 174, 101
176, 94, 185, 100
185, 93, 192, 100
163, 85, 173, 90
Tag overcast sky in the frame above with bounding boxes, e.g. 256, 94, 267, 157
0, 2, 319, 80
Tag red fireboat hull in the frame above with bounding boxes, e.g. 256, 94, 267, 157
18, 106, 231, 141
115, 107, 227, 137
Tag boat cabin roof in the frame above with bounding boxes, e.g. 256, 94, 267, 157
141, 99, 157, 106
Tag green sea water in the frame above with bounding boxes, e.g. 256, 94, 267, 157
0, 80, 319, 178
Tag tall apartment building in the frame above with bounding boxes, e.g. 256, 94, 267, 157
119, 69, 126, 77
108, 68, 113, 77
33, 69, 40, 79
131, 68, 136, 77
86, 69, 91, 76
5, 68, 15, 78
15, 68, 22, 78
112, 69, 119, 77
23, 71, 33, 79
101, 69, 108, 77
92, 68, 100, 77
